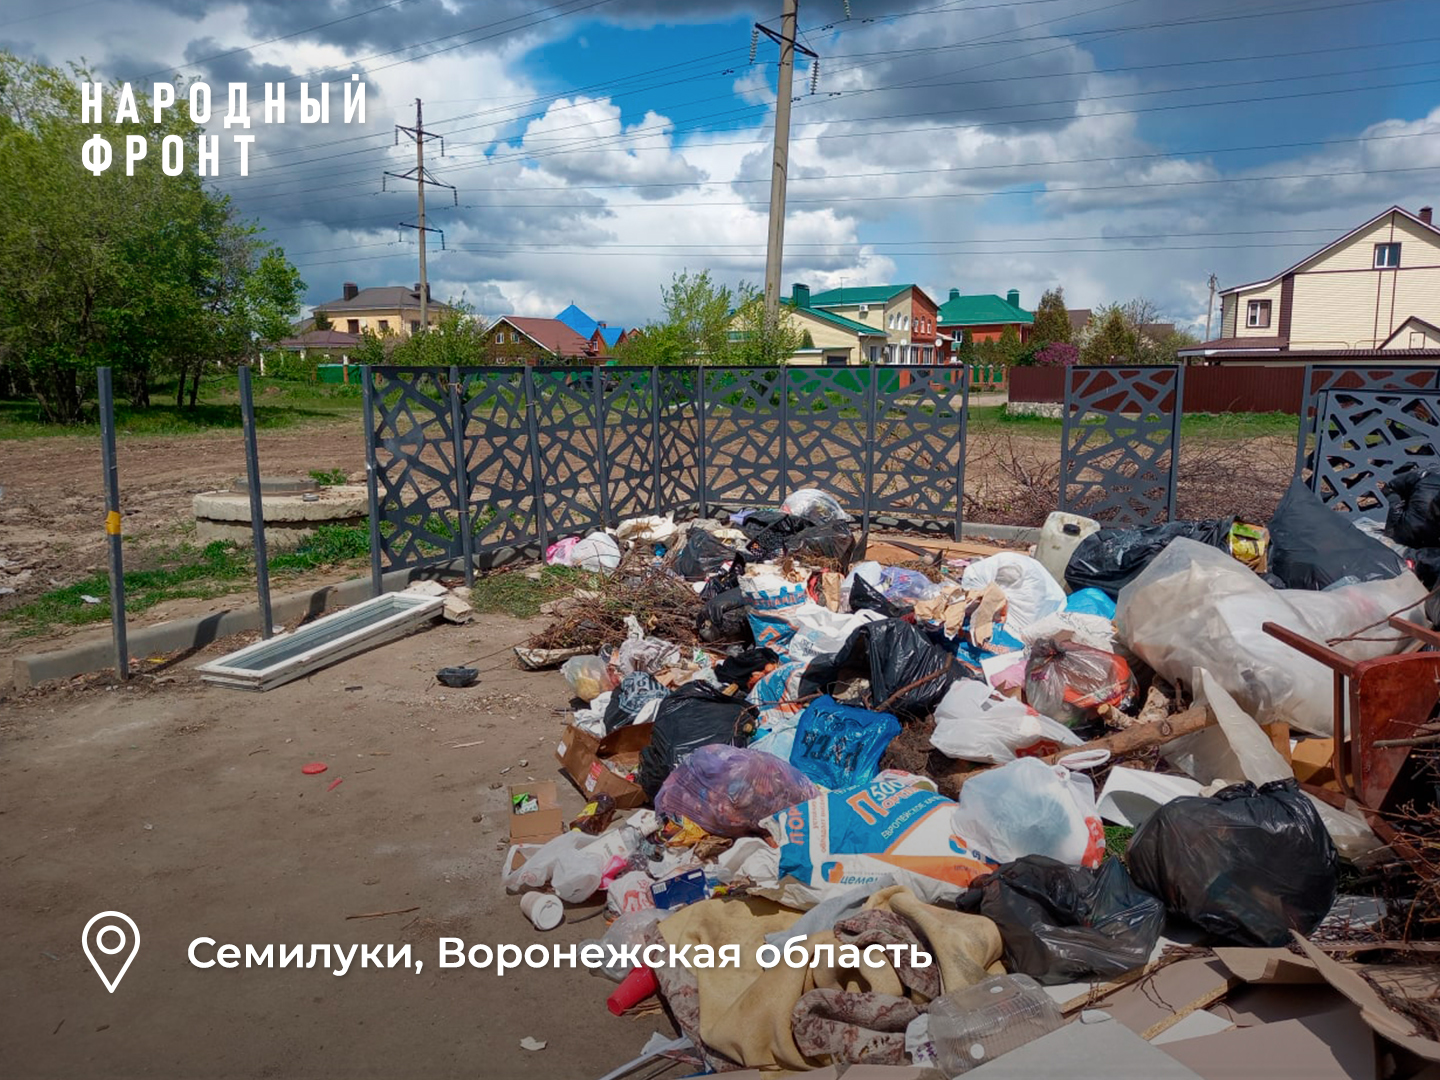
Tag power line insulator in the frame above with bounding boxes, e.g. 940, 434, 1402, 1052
749, 26, 759, 64
843, 0, 852, 18
810, 59, 820, 95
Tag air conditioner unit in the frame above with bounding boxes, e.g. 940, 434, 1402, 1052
858, 304, 869, 316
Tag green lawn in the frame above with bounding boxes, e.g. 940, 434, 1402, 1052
1, 524, 372, 639
969, 404, 1298, 440
0, 375, 363, 439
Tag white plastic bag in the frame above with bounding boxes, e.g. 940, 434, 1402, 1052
572, 531, 621, 573
781, 487, 851, 524
503, 828, 639, 904
960, 553, 1066, 635
929, 679, 1081, 764
1117, 539, 1428, 736
950, 756, 1105, 868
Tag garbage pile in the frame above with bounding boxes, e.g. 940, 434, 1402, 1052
503, 479, 1440, 1077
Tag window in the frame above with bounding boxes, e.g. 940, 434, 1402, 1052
869, 345, 879, 362
1375, 242, 1401, 268
510, 331, 520, 344
888, 313, 896, 329
1246, 300, 1271, 329
410, 321, 420, 334
496, 332, 505, 344
346, 319, 360, 334
903, 315, 911, 330
1413, 332, 1427, 349
378, 319, 389, 332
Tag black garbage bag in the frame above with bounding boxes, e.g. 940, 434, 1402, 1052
1386, 469, 1440, 548
1411, 548, 1440, 589
739, 509, 805, 540
603, 672, 670, 733
697, 587, 753, 645
637, 682, 749, 798
673, 530, 744, 581
956, 856, 1165, 985
1126, 778, 1337, 947
714, 646, 780, 689
848, 574, 911, 618
1065, 518, 1233, 597
785, 521, 856, 572
1269, 478, 1405, 590
700, 555, 746, 602
806, 618, 958, 719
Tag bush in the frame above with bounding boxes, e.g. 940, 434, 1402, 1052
1034, 342, 1079, 367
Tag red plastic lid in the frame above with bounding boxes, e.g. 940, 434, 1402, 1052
301, 762, 328, 775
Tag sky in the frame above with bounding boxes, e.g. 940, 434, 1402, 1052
5, 0, 1439, 333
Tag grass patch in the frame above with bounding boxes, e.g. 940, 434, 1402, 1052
1, 525, 372, 638
308, 468, 349, 486
0, 375, 362, 440
469, 564, 594, 619
1104, 824, 1135, 859
972, 403, 1298, 440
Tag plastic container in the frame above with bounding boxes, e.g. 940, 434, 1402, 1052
1037, 512, 1100, 592
927, 973, 1065, 1076
519, 891, 564, 931
607, 965, 659, 1015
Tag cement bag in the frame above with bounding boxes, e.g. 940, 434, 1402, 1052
1116, 538, 1428, 736
961, 553, 1066, 635
655, 744, 819, 837
930, 679, 1081, 765
766, 771, 998, 893
741, 570, 822, 651
572, 531, 621, 573
951, 756, 1105, 869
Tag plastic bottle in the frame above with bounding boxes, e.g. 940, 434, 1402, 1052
928, 973, 1064, 1076
1036, 512, 1100, 592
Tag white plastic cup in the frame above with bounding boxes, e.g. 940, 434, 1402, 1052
520, 891, 564, 931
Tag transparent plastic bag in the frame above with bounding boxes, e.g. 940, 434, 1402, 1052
504, 828, 640, 904
951, 756, 1105, 868
655, 744, 818, 837
780, 487, 851, 524
591, 908, 668, 981
561, 654, 618, 703
879, 565, 943, 605
1116, 538, 1428, 736
930, 679, 1081, 765
1023, 638, 1136, 727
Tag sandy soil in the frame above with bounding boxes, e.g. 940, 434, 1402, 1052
0, 615, 674, 1080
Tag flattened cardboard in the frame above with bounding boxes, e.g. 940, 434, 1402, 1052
555, 722, 652, 809
1161, 1008, 1377, 1080
508, 781, 563, 844
1213, 946, 1326, 986
964, 1016, 1207, 1078
1101, 958, 1239, 1037
1294, 934, 1440, 1064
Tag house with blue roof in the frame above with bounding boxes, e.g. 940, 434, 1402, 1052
554, 302, 633, 357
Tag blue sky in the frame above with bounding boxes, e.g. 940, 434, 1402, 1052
4, 0, 1439, 332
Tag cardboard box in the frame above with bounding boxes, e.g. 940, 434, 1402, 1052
555, 723, 652, 809
508, 781, 563, 844
1291, 738, 1338, 789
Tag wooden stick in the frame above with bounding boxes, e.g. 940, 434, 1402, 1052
945, 703, 1215, 787
1140, 978, 1241, 1041
344, 906, 420, 920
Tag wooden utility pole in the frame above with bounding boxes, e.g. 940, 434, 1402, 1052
387, 99, 456, 334
1205, 272, 1219, 342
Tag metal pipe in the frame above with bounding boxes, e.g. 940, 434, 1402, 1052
97, 367, 129, 680
238, 366, 274, 638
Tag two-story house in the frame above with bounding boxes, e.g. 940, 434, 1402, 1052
1182, 205, 1440, 363
937, 289, 1034, 353
778, 284, 891, 365
801, 284, 941, 364
310, 282, 451, 338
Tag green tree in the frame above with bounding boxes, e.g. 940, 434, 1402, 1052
730, 285, 805, 366
953, 328, 976, 365
387, 301, 487, 367
313, 310, 334, 331
1080, 305, 1143, 365
1031, 286, 1073, 347
799, 328, 815, 350
0, 52, 304, 420
996, 323, 1025, 365
615, 269, 734, 365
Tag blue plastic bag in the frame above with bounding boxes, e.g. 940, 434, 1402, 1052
789, 695, 902, 790
1065, 588, 1117, 619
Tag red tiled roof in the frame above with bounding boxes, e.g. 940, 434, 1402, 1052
278, 329, 361, 349
499, 316, 593, 356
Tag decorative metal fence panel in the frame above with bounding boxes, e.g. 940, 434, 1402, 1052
1059, 365, 1184, 525
529, 367, 607, 545
700, 367, 788, 510
655, 368, 701, 515
1295, 363, 1440, 478
603, 367, 662, 521
870, 366, 969, 531
784, 367, 871, 515
364, 366, 465, 586
1310, 388, 1440, 515
460, 367, 539, 556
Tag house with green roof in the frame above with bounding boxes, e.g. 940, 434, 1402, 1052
734, 283, 887, 365
802, 282, 941, 364
937, 288, 1034, 353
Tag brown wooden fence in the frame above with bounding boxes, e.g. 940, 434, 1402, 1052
1009, 364, 1309, 413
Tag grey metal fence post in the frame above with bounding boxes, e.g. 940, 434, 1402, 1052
593, 364, 613, 526
778, 366, 790, 498
1166, 364, 1186, 521
522, 366, 550, 554
1058, 367, 1077, 514
96, 367, 129, 680
955, 363, 971, 541
648, 366, 662, 515
448, 365, 475, 586
238, 365, 274, 638
361, 367, 384, 597
861, 363, 878, 550
697, 365, 710, 519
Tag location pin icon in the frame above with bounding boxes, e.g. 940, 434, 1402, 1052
82, 911, 140, 993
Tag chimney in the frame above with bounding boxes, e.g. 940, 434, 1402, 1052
1007, 288, 1021, 308
414, 282, 422, 295
792, 283, 811, 308
425, 283, 431, 302
342, 282, 358, 301
949, 288, 960, 301
1422, 206, 1434, 225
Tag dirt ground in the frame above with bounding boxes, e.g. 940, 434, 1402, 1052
0, 614, 675, 1080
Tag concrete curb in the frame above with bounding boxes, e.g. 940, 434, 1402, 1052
7, 523, 1034, 690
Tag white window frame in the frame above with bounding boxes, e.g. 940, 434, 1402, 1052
1375, 242, 1401, 269
1246, 300, 1271, 329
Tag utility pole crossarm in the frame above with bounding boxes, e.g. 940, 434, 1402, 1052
389, 99, 457, 335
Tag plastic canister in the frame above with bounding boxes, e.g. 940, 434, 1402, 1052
520, 891, 565, 931
1036, 512, 1100, 592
